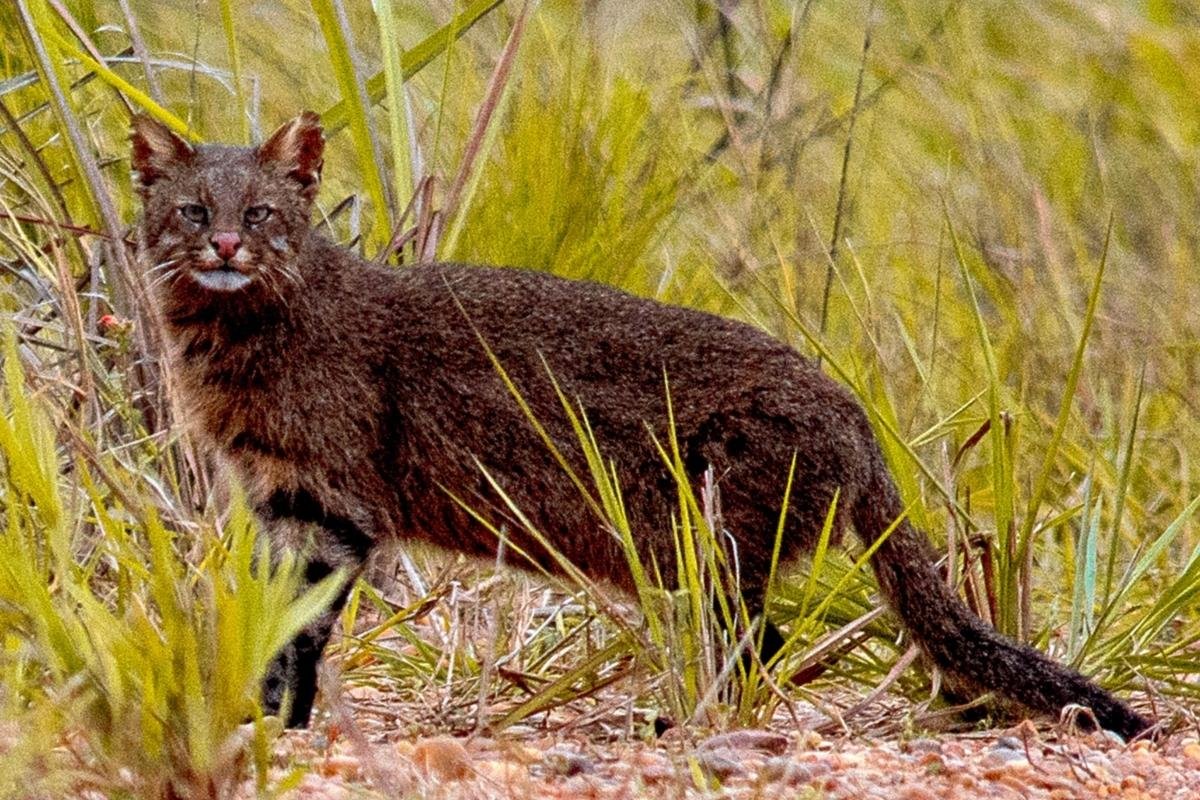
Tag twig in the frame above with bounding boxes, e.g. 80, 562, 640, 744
839, 643, 920, 722
0, 211, 132, 244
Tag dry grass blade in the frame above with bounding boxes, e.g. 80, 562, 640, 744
219, 0, 251, 143
491, 634, 636, 730
0, 99, 86, 263
115, 0, 165, 104
2, 1, 1199, 792
1015, 216, 1111, 575
818, 0, 876, 346
32, 23, 190, 135
945, 207, 1016, 635
12, 0, 137, 314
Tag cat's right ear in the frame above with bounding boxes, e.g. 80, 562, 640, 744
257, 111, 324, 201
130, 114, 194, 192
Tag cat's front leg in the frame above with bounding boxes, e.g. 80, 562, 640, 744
256, 488, 374, 728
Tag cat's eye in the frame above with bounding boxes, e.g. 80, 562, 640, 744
179, 204, 209, 225
244, 205, 272, 226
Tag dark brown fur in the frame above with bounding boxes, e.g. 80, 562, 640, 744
131, 112, 1151, 739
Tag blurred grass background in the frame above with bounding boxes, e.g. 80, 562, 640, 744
1, 0, 1199, 795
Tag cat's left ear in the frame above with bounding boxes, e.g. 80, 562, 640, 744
258, 111, 324, 199
130, 113, 194, 191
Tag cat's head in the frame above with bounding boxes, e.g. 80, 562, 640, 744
131, 112, 324, 306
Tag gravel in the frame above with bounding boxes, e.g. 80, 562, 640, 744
240, 723, 1200, 799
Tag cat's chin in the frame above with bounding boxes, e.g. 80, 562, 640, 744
191, 268, 252, 292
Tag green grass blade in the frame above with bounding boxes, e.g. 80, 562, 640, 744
13, 0, 105, 233
728, 266, 969, 523
492, 633, 634, 729
1068, 477, 1099, 661
1016, 216, 1111, 576
320, 0, 508, 134
1104, 493, 1200, 628
1101, 366, 1145, 607
454, 295, 603, 519
776, 498, 915, 662
35, 24, 190, 136
945, 208, 1016, 636
765, 453, 799, 619
371, 0, 415, 211
310, 0, 392, 251
798, 490, 839, 621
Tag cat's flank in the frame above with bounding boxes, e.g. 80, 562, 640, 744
131, 111, 1151, 739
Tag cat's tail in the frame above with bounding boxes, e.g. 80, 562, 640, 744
850, 449, 1152, 740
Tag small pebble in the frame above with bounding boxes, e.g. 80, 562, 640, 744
543, 746, 594, 777
761, 756, 823, 785
316, 753, 362, 779
901, 738, 942, 755
639, 758, 676, 783
692, 748, 744, 780
986, 747, 1030, 766
410, 736, 472, 781
698, 729, 789, 755
475, 759, 526, 784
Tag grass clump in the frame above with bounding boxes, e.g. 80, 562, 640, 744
0, 331, 340, 796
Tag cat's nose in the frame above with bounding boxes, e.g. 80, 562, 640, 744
210, 232, 242, 261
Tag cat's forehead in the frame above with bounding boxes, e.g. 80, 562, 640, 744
180, 144, 265, 199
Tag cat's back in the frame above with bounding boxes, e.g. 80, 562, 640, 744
370, 262, 806, 381
334, 259, 859, 444
387, 261, 754, 339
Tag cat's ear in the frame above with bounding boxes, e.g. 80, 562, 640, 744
257, 111, 324, 199
130, 114, 194, 191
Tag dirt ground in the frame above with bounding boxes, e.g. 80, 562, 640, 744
251, 691, 1200, 799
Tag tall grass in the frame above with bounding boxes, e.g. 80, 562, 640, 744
0, 328, 342, 795
1, 0, 1199, 794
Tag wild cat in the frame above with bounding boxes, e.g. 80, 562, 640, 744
130, 111, 1150, 738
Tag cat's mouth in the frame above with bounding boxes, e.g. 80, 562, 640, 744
191, 266, 252, 292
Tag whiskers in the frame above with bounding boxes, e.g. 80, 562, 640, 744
140, 248, 305, 312
260, 263, 298, 307
256, 257, 305, 308
272, 259, 304, 289
145, 255, 185, 292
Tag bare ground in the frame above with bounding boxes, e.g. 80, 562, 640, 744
247, 685, 1200, 800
